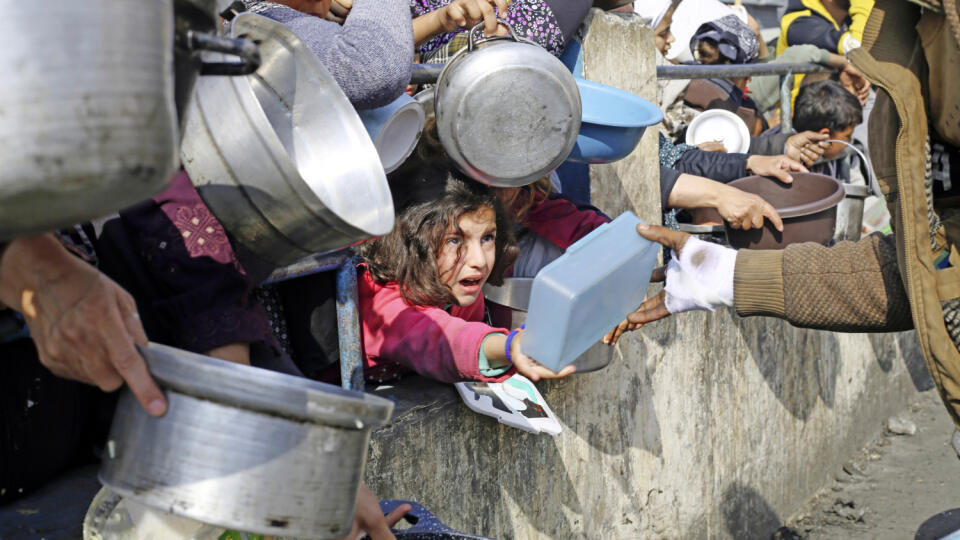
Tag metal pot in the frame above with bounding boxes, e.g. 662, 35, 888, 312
0, 0, 180, 241
99, 343, 394, 538
483, 278, 613, 373
181, 13, 394, 267
435, 21, 582, 187
173, 0, 261, 129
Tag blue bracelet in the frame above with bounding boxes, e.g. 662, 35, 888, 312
504, 324, 525, 363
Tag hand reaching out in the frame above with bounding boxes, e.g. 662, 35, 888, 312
604, 225, 738, 345
784, 131, 830, 166
745, 154, 808, 184
714, 184, 783, 231
838, 62, 871, 105
509, 330, 575, 382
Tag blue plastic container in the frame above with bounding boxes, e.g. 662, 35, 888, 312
565, 79, 663, 164
522, 212, 659, 371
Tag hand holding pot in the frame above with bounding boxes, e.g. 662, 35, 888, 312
437, 0, 511, 36
715, 184, 784, 231
336, 484, 410, 540
0, 235, 165, 416
745, 154, 808, 184
604, 225, 738, 345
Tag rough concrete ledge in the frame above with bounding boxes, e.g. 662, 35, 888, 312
364, 10, 932, 540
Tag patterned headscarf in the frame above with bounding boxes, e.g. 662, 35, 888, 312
689, 14, 758, 64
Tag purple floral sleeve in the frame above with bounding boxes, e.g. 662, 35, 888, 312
411, 0, 567, 57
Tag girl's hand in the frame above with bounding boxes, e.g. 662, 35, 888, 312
334, 483, 409, 540
697, 141, 727, 153
714, 184, 783, 231
437, 0, 511, 36
509, 330, 575, 381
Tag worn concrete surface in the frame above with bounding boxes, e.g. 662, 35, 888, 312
363, 10, 932, 540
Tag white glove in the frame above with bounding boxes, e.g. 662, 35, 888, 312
663, 236, 737, 314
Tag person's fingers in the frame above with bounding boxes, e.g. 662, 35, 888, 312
761, 201, 784, 232
635, 223, 690, 253
749, 206, 765, 230
462, 0, 484, 24
328, 1, 349, 16
556, 365, 577, 377
650, 266, 666, 282
324, 12, 344, 23
494, 0, 510, 16
625, 291, 670, 325
603, 318, 630, 345
478, 0, 498, 34
365, 511, 400, 540
103, 307, 166, 416
448, 3, 467, 26
383, 504, 412, 530
766, 165, 793, 184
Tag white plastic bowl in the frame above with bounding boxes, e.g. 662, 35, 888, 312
685, 108, 751, 154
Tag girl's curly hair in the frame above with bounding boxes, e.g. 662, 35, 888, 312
359, 163, 518, 307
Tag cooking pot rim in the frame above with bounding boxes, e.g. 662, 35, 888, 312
728, 173, 845, 219
140, 343, 394, 428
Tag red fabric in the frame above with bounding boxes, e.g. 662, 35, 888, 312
522, 193, 611, 249
357, 270, 515, 384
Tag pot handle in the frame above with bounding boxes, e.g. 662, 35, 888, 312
188, 31, 261, 76
466, 18, 536, 51
824, 139, 882, 198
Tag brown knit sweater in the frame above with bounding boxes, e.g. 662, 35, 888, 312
734, 233, 914, 333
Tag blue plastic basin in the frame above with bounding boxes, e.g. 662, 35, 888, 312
522, 212, 659, 372
565, 78, 663, 164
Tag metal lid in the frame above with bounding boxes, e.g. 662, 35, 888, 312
140, 343, 394, 429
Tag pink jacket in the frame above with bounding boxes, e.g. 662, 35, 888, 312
357, 269, 515, 384
522, 192, 611, 250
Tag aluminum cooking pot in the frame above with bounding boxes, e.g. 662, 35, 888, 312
0, 0, 180, 241
173, 0, 261, 129
181, 14, 394, 267
99, 343, 394, 538
435, 21, 582, 187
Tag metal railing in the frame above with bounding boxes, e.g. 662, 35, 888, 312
411, 61, 833, 133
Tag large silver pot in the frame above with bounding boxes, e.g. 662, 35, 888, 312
434, 21, 582, 187
483, 278, 612, 373
0, 0, 180, 241
181, 13, 394, 267
99, 343, 394, 538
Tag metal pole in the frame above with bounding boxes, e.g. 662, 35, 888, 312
656, 62, 829, 79
336, 254, 365, 392
779, 72, 794, 134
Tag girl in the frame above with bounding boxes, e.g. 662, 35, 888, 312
356, 164, 576, 383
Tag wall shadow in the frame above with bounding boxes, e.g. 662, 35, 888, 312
869, 331, 933, 391
735, 316, 842, 421
719, 483, 784, 540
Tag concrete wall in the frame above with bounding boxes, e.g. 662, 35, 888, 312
364, 11, 930, 539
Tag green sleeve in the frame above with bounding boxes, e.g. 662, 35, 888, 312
478, 333, 512, 377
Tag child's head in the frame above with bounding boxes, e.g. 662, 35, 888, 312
793, 79, 862, 160
361, 164, 517, 307
652, 0, 680, 56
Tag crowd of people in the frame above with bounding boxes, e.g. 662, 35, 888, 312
1, 0, 958, 537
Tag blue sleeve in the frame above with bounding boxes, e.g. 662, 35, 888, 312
263, 0, 414, 109
673, 149, 749, 183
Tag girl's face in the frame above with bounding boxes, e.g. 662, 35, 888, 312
654, 7, 677, 57
436, 207, 497, 306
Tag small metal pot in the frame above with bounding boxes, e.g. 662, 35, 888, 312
99, 343, 394, 538
483, 278, 612, 373
0, 0, 180, 241
181, 14, 394, 267
434, 21, 582, 187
